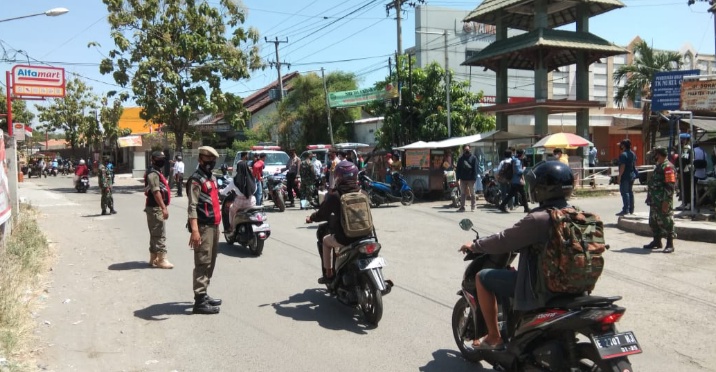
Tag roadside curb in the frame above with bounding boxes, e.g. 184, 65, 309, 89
617, 213, 716, 243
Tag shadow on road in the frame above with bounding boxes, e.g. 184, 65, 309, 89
610, 247, 656, 255
266, 288, 373, 334
112, 185, 144, 195
134, 302, 193, 320
108, 261, 153, 270
218, 243, 259, 258
419, 349, 488, 372
82, 213, 106, 218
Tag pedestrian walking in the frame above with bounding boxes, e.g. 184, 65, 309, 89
173, 155, 185, 197
187, 146, 223, 314
499, 149, 530, 213
616, 139, 637, 216
144, 151, 173, 269
252, 153, 265, 206
285, 149, 301, 206
98, 156, 117, 215
456, 145, 478, 212
643, 147, 676, 253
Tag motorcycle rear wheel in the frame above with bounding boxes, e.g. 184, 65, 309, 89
358, 273, 383, 325
575, 342, 632, 372
451, 297, 484, 363
400, 190, 415, 206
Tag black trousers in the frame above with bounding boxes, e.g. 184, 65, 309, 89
286, 172, 299, 202
500, 183, 528, 210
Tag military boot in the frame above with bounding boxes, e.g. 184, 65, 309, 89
149, 252, 158, 267
206, 294, 222, 306
155, 252, 174, 269
110, 208, 117, 214
663, 237, 675, 254
193, 294, 220, 315
642, 238, 662, 250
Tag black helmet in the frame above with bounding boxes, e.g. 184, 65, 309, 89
524, 161, 573, 203
220, 163, 228, 172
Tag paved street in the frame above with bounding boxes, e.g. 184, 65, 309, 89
19, 175, 716, 372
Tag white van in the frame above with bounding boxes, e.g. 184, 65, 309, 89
233, 146, 289, 177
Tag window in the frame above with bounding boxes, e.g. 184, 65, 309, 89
683, 53, 693, 70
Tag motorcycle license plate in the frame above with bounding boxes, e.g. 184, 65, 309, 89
358, 257, 386, 270
252, 223, 270, 232
591, 331, 642, 359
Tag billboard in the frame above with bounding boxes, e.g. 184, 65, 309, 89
680, 78, 716, 111
328, 85, 398, 108
12, 65, 66, 98
651, 69, 699, 111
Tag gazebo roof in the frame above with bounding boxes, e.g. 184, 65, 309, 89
462, 28, 627, 71
464, 0, 625, 30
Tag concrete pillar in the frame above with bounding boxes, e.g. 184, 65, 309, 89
575, 2, 590, 141
496, 11, 508, 135
533, 0, 549, 136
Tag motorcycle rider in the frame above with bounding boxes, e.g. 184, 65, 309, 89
305, 161, 368, 284
220, 161, 257, 233
51, 158, 59, 174
459, 161, 575, 350
74, 159, 89, 187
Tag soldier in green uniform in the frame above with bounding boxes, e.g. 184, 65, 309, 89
299, 152, 316, 209
644, 147, 677, 253
98, 157, 117, 215
145, 151, 173, 269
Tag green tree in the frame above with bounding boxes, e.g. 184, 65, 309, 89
100, 0, 262, 151
368, 57, 495, 148
613, 40, 682, 150
99, 97, 128, 160
35, 78, 99, 154
0, 91, 35, 131
276, 72, 360, 150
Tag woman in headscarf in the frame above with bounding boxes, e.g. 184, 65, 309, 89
220, 161, 256, 232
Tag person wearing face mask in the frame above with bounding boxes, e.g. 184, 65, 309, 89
187, 146, 223, 315
644, 147, 676, 253
144, 151, 173, 269
455, 145, 478, 212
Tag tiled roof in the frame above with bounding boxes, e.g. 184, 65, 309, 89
462, 28, 627, 71
464, 0, 625, 31
243, 71, 301, 115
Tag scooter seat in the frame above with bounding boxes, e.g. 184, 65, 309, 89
245, 206, 264, 212
546, 295, 622, 309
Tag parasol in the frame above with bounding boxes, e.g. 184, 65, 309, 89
532, 132, 593, 149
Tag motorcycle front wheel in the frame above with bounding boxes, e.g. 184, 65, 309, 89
274, 192, 286, 212
223, 232, 234, 244
451, 297, 484, 363
358, 273, 383, 326
248, 236, 264, 256
400, 190, 415, 206
575, 343, 633, 372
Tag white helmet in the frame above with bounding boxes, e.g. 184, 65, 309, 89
79, 159, 86, 165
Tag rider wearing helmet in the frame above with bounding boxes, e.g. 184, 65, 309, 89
305, 160, 367, 283
220, 163, 229, 176
459, 161, 576, 350
74, 159, 90, 186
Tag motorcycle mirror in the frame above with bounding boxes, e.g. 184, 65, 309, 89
459, 219, 474, 231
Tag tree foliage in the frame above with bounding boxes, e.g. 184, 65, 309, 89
100, 97, 128, 159
367, 57, 495, 149
100, 0, 262, 151
35, 78, 99, 152
0, 91, 35, 129
613, 40, 682, 148
276, 72, 360, 149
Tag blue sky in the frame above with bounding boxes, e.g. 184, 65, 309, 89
1, 0, 714, 125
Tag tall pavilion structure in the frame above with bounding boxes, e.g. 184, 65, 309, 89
462, 0, 628, 140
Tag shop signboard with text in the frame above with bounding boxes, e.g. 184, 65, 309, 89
680, 77, 716, 111
651, 69, 699, 111
11, 65, 66, 98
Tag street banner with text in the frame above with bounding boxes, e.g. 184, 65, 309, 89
680, 78, 716, 111
651, 69, 699, 111
328, 85, 398, 108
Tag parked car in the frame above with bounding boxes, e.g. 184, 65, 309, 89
233, 146, 290, 178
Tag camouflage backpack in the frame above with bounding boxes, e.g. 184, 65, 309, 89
534, 207, 607, 294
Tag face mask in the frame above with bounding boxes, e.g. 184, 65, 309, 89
203, 160, 216, 172
153, 159, 166, 168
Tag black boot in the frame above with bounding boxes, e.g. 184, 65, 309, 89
192, 294, 220, 314
206, 294, 222, 306
663, 237, 675, 254
643, 238, 662, 250
110, 208, 117, 214
101, 210, 107, 215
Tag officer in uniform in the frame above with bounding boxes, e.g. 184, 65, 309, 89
187, 146, 223, 314
644, 147, 677, 253
145, 151, 173, 269
98, 156, 117, 215
298, 152, 316, 209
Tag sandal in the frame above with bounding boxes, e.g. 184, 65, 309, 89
472, 336, 505, 351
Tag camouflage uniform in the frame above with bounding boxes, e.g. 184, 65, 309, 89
647, 160, 676, 239
98, 163, 115, 214
299, 158, 316, 204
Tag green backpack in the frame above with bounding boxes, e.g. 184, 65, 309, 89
535, 207, 608, 294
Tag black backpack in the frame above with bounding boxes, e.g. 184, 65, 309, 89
497, 159, 514, 184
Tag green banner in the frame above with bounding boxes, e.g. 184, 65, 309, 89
328, 86, 397, 108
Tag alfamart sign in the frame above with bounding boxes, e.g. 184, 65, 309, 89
12, 65, 66, 98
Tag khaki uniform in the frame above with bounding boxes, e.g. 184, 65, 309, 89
188, 176, 220, 296
648, 161, 676, 239
145, 172, 167, 253
98, 164, 114, 212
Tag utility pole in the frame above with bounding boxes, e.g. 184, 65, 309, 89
321, 68, 335, 146
265, 37, 289, 100
444, 30, 451, 138
395, 0, 402, 55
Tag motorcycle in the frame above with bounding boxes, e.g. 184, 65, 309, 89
76, 175, 90, 193
451, 218, 641, 371
221, 193, 271, 256
266, 171, 288, 212
216, 173, 231, 202
358, 170, 414, 207
444, 170, 460, 208
481, 170, 502, 206
315, 223, 393, 326
50, 166, 58, 177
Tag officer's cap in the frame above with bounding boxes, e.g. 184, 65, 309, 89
151, 151, 165, 159
198, 146, 219, 158
653, 147, 668, 157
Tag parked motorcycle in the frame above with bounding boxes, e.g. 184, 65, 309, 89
481, 170, 502, 206
266, 171, 288, 212
358, 171, 414, 207
315, 223, 393, 326
444, 170, 460, 208
451, 218, 640, 371
221, 194, 270, 256
76, 175, 90, 193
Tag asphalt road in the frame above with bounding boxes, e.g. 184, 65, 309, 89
19, 175, 716, 372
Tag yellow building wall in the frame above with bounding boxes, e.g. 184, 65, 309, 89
119, 107, 162, 135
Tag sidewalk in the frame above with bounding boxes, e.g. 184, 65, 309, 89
617, 211, 716, 243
